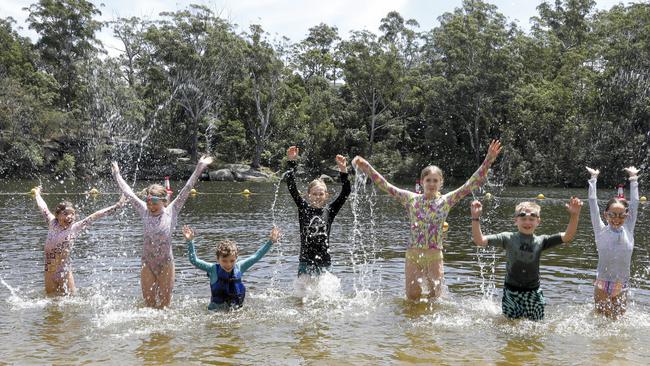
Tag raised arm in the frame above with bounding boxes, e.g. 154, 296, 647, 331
328, 155, 352, 214
586, 167, 605, 232
352, 156, 414, 205
286, 146, 308, 208
444, 140, 502, 207
183, 225, 213, 272
561, 197, 583, 243
624, 166, 640, 232
170, 155, 213, 213
470, 200, 488, 246
238, 227, 279, 273
111, 162, 146, 213
70, 196, 127, 234
33, 186, 55, 223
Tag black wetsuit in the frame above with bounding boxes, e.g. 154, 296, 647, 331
286, 161, 351, 271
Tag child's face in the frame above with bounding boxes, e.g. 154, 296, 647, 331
605, 202, 628, 229
146, 195, 167, 215
217, 254, 237, 272
514, 209, 541, 235
421, 172, 443, 194
56, 209, 76, 228
308, 185, 329, 208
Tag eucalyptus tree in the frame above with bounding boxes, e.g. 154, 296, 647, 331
241, 24, 289, 169
591, 2, 650, 182
25, 0, 103, 111
145, 5, 243, 161
289, 23, 346, 171
0, 17, 61, 176
111, 17, 148, 88
377, 11, 423, 169
424, 0, 520, 169
512, 0, 599, 186
339, 30, 403, 158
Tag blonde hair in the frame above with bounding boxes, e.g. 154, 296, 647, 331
420, 165, 444, 184
307, 179, 328, 195
144, 184, 166, 197
515, 202, 541, 215
216, 240, 238, 259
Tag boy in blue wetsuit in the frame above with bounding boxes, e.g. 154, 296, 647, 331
470, 198, 582, 321
183, 225, 280, 310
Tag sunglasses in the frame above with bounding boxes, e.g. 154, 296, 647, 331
515, 211, 539, 218
606, 211, 628, 219
146, 195, 167, 204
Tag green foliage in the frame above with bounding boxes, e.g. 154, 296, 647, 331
2, 1, 650, 187
0, 137, 43, 176
55, 153, 76, 177
26, 0, 103, 110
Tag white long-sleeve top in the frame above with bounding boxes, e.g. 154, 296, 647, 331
588, 177, 639, 283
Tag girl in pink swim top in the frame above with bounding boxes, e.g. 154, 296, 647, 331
34, 186, 126, 296
352, 140, 502, 301
112, 155, 213, 309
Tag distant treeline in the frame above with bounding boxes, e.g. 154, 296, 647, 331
1, 0, 648, 186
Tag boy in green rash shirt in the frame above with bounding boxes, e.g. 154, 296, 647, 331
470, 197, 583, 321
183, 225, 281, 310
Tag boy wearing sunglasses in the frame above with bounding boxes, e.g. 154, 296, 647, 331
586, 166, 639, 319
469, 197, 583, 320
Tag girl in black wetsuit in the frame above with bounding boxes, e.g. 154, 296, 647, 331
286, 146, 351, 277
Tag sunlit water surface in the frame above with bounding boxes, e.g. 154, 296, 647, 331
1, 179, 650, 365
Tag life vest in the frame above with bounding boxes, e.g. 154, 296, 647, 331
209, 265, 246, 307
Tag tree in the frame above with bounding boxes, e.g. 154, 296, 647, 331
426, 0, 520, 165
146, 5, 243, 161
241, 24, 288, 169
340, 30, 403, 157
26, 0, 103, 111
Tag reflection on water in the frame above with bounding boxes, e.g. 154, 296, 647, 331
1, 180, 650, 364
136, 333, 176, 364
498, 335, 544, 365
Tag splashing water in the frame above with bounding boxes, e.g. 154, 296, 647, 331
349, 167, 380, 295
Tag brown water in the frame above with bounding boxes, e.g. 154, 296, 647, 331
1, 178, 650, 365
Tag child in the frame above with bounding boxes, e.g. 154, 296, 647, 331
352, 140, 502, 301
182, 225, 280, 310
470, 197, 583, 321
286, 146, 351, 277
586, 166, 639, 318
34, 186, 125, 295
111, 155, 213, 308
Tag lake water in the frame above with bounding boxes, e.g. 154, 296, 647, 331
1, 177, 649, 365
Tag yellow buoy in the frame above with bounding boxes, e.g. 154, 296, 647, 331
190, 188, 197, 195
484, 192, 492, 200
443, 221, 449, 232
537, 193, 545, 200
89, 188, 100, 195
641, 196, 647, 203
242, 189, 251, 196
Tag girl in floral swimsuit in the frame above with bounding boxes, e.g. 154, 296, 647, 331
353, 140, 501, 301
34, 186, 125, 295
112, 156, 212, 308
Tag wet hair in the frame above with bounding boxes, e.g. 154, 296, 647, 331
143, 184, 166, 198
420, 165, 444, 183
307, 179, 328, 195
605, 197, 628, 212
54, 201, 75, 216
216, 240, 238, 259
515, 201, 541, 216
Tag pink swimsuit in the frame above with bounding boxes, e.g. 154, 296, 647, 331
36, 195, 119, 281
114, 163, 208, 276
